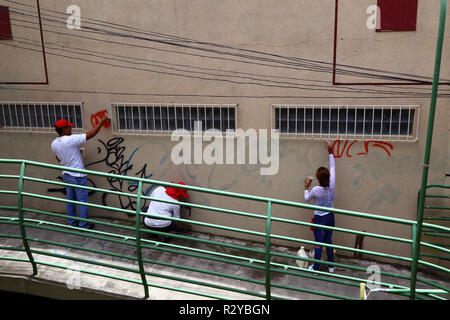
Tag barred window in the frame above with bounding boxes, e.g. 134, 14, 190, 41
0, 102, 84, 133
272, 105, 419, 142
112, 104, 237, 135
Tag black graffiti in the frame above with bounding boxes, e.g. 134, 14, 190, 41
86, 137, 153, 214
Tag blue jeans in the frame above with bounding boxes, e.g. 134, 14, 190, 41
62, 173, 89, 228
312, 213, 335, 270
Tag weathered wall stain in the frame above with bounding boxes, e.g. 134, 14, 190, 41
368, 183, 402, 211
352, 154, 413, 188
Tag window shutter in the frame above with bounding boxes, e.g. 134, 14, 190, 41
376, 0, 419, 32
0, 6, 13, 40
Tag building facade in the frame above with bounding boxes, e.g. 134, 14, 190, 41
0, 0, 449, 260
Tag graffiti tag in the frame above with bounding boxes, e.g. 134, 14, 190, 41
90, 109, 111, 128
332, 140, 394, 159
86, 137, 154, 213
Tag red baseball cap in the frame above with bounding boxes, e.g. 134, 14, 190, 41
165, 181, 189, 200
55, 119, 74, 129
175, 181, 189, 199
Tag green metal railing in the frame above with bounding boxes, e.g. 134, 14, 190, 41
0, 159, 449, 300
419, 184, 450, 263
412, 0, 448, 300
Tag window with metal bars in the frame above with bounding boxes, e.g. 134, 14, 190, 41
112, 104, 237, 135
0, 102, 84, 133
272, 105, 419, 142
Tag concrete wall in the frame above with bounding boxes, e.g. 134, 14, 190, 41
0, 0, 449, 260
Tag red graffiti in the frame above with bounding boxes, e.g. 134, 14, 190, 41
91, 109, 110, 128
357, 141, 394, 157
332, 140, 393, 159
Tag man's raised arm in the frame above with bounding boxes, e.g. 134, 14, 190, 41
86, 116, 109, 140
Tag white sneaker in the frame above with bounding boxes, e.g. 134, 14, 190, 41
308, 265, 318, 274
328, 267, 335, 273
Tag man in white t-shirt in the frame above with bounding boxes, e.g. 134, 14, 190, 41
51, 116, 109, 229
143, 182, 190, 242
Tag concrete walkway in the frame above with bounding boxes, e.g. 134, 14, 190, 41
0, 210, 448, 300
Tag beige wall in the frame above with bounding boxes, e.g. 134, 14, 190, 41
0, 0, 449, 261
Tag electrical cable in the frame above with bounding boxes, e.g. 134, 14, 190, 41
2, 37, 447, 98
2, 17, 446, 97
6, 0, 448, 83
6, 2, 447, 85
1, 4, 449, 98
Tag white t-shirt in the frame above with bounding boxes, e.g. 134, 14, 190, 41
51, 134, 87, 177
304, 154, 336, 216
144, 186, 180, 228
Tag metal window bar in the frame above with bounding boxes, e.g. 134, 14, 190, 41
159, 105, 163, 135
138, 106, 142, 134
337, 107, 340, 137
303, 108, 306, 138
166, 104, 170, 132
204, 106, 207, 130
371, 106, 375, 139
319, 107, 322, 139
329, 108, 333, 139
8, 104, 13, 128
345, 106, 349, 138
407, 107, 411, 139
131, 106, 135, 133
14, 104, 19, 128
389, 106, 393, 141
212, 106, 216, 130
174, 105, 178, 131
22, 104, 27, 129
1, 104, 6, 127
362, 108, 366, 140
40, 105, 45, 130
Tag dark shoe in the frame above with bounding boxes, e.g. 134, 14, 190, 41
70, 222, 79, 227
80, 223, 95, 230
177, 222, 191, 233
157, 235, 170, 243
142, 231, 158, 240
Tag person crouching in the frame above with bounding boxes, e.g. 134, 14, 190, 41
142, 182, 190, 242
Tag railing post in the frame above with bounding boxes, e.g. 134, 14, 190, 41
412, 0, 447, 301
17, 162, 37, 275
410, 223, 418, 300
265, 201, 272, 300
135, 180, 149, 299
